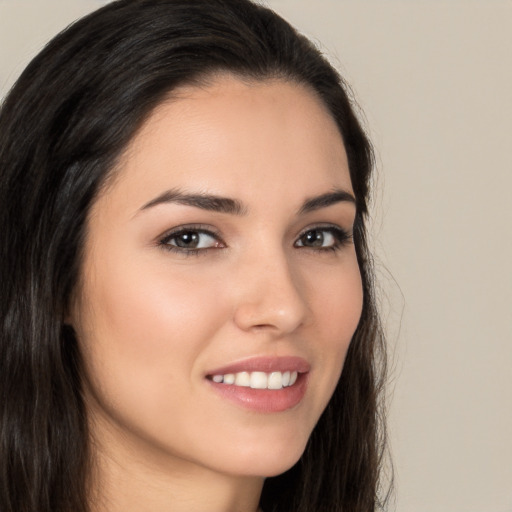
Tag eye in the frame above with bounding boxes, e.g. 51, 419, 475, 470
159, 226, 224, 254
294, 226, 351, 251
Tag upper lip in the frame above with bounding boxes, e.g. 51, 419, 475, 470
206, 356, 310, 376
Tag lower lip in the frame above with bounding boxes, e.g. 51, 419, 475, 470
207, 373, 308, 413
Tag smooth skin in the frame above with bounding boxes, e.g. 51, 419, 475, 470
71, 75, 363, 512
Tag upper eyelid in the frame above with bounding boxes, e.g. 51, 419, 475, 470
159, 224, 222, 240
299, 225, 350, 236
296, 223, 351, 236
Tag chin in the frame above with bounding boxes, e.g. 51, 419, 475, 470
214, 431, 309, 478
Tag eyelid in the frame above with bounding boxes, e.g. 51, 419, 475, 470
294, 223, 353, 249
157, 224, 225, 253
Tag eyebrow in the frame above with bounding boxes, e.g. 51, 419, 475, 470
139, 187, 355, 216
299, 189, 356, 214
140, 188, 247, 215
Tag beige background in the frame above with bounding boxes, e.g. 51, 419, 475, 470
1, 1, 511, 511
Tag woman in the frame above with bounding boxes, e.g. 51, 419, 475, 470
0, 1, 388, 511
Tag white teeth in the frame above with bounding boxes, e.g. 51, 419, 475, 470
223, 373, 235, 384
211, 370, 301, 389
235, 371, 251, 387
267, 371, 283, 389
250, 371, 268, 389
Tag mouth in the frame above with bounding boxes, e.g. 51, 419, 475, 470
207, 370, 299, 389
205, 356, 310, 413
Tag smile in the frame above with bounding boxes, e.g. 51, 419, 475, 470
206, 357, 310, 412
210, 370, 299, 389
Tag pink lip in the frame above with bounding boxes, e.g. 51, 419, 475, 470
206, 356, 310, 376
205, 356, 310, 413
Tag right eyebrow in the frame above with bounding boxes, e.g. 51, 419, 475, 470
298, 189, 356, 214
139, 188, 247, 216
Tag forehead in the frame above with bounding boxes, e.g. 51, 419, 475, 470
101, 76, 352, 215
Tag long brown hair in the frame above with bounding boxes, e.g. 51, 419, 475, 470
0, 1, 389, 510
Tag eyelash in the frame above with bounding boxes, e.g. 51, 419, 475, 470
295, 225, 353, 253
158, 224, 224, 256
158, 224, 352, 256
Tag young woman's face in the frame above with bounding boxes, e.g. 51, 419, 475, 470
72, 76, 363, 479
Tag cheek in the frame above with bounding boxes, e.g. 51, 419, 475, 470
310, 256, 363, 341
306, 256, 363, 390
81, 246, 225, 350
74, 249, 228, 418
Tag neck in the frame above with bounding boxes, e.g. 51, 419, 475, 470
87, 423, 264, 512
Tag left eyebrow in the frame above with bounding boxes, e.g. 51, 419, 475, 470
299, 189, 356, 214
140, 188, 247, 215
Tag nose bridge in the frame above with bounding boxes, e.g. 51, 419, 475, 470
232, 244, 309, 334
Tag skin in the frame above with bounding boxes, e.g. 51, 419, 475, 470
71, 76, 363, 512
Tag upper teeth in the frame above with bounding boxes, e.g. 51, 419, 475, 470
211, 371, 298, 390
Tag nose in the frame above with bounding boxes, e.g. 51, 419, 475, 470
232, 252, 309, 335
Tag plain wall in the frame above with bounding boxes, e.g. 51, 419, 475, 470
1, 2, 511, 511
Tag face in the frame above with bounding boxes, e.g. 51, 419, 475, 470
72, 76, 363, 479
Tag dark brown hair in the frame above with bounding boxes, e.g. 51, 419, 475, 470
0, 1, 388, 511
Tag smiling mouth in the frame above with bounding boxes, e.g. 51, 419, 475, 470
207, 370, 299, 390
205, 356, 310, 412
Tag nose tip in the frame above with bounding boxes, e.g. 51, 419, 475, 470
232, 259, 309, 335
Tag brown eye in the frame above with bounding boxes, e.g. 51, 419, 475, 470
161, 228, 222, 252
294, 226, 351, 251
174, 231, 201, 248
296, 229, 336, 248
298, 230, 326, 247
